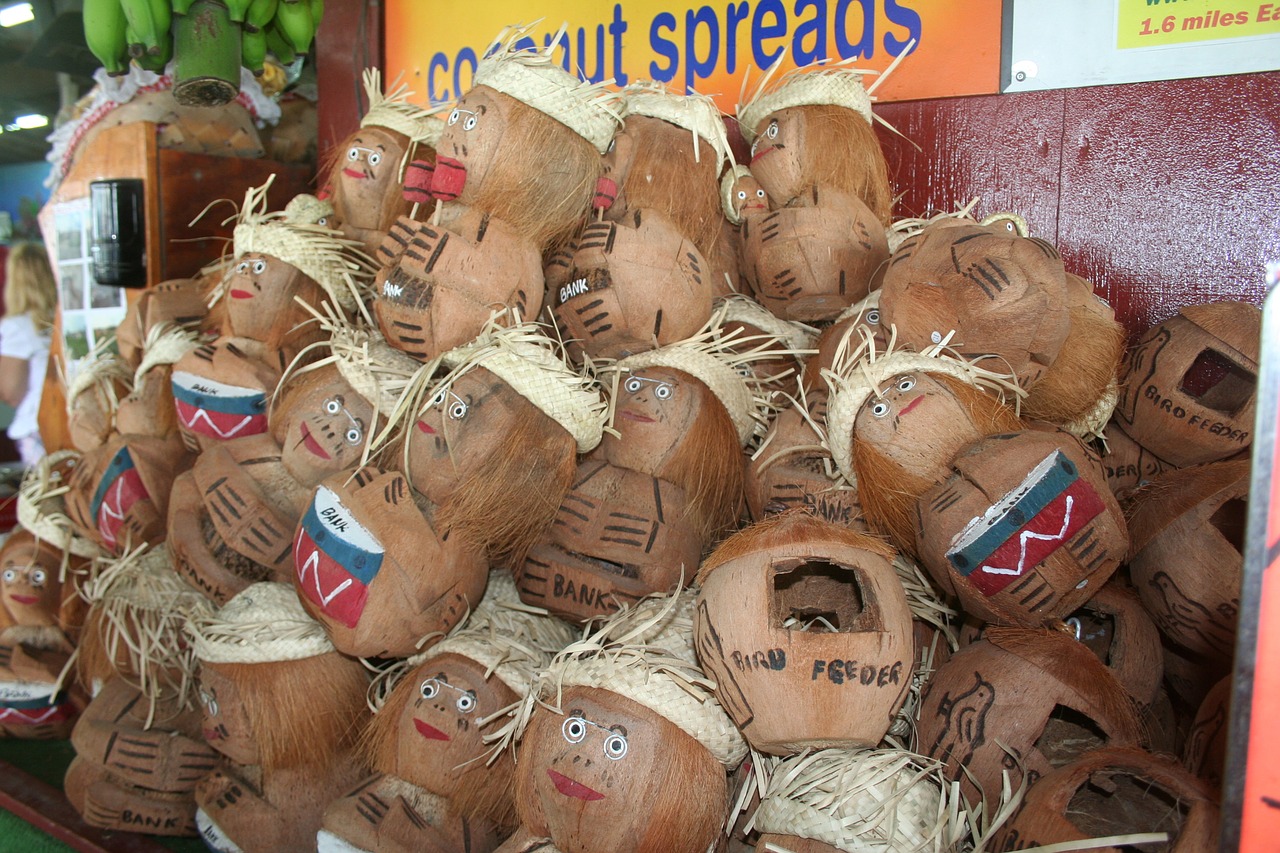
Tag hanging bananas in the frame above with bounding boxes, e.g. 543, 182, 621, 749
82, 0, 322, 79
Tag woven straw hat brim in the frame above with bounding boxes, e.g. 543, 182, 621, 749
753, 749, 949, 852
738, 65, 874, 143
16, 450, 101, 559
621, 84, 729, 167
360, 68, 445, 146
438, 325, 608, 454
232, 221, 364, 311
66, 351, 130, 409
188, 582, 334, 664
473, 25, 621, 154
614, 346, 757, 445
1062, 377, 1119, 442
717, 294, 818, 352
330, 326, 424, 418
283, 194, 334, 226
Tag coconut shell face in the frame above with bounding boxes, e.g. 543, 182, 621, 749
1127, 460, 1249, 668
914, 429, 1127, 627
515, 685, 727, 853
334, 126, 409, 233
745, 403, 864, 529
879, 221, 1071, 389
223, 254, 310, 343
274, 368, 375, 488
994, 747, 1221, 853
0, 532, 64, 628
430, 87, 513, 206
291, 468, 487, 658
602, 367, 708, 476
916, 630, 1142, 804
389, 653, 518, 795
748, 107, 811, 204
197, 664, 259, 766
855, 371, 988, 484
695, 536, 913, 753
552, 211, 717, 361
730, 172, 771, 221
1113, 303, 1260, 467
372, 209, 544, 364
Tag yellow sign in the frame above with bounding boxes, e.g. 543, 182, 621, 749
1117, 0, 1280, 49
384, 0, 1002, 110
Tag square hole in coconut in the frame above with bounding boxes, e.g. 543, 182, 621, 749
1035, 704, 1109, 769
1178, 349, 1255, 414
1209, 497, 1247, 554
771, 559, 878, 632
1067, 770, 1189, 852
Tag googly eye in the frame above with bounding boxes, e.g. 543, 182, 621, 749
347, 147, 360, 160
603, 733, 628, 760
736, 190, 747, 200
317, 217, 328, 227
736, 364, 755, 378
429, 388, 447, 407
324, 398, 340, 415
448, 109, 460, 126
448, 400, 468, 420
866, 309, 880, 325
871, 400, 891, 418
29, 569, 46, 586
1003, 220, 1016, 232
624, 377, 642, 393
252, 260, 266, 275
896, 376, 916, 393
236, 261, 249, 273
766, 120, 779, 139
345, 427, 361, 444
756, 189, 766, 198
562, 716, 587, 744
420, 679, 439, 700
368, 151, 382, 167
606, 138, 616, 154
203, 693, 219, 717
2, 569, 14, 583
463, 115, 478, 131
654, 383, 672, 400
456, 692, 476, 713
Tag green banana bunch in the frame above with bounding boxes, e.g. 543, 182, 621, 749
272, 0, 314, 54
120, 0, 171, 56
241, 24, 266, 75
243, 0, 278, 32
224, 0, 252, 23
83, 0, 130, 75
264, 20, 295, 63
135, 27, 173, 71
171, 0, 195, 13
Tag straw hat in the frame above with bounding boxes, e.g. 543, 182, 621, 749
228, 175, 374, 311
752, 748, 955, 852
737, 59, 877, 141
604, 303, 803, 447
360, 68, 445, 148
372, 571, 575, 710
282, 193, 334, 226
132, 323, 200, 386
619, 80, 729, 167
522, 589, 747, 768
16, 450, 101, 561
187, 582, 334, 665
716, 293, 819, 352
472, 23, 621, 154
821, 325, 1024, 487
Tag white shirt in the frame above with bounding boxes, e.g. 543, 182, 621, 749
0, 313, 51, 440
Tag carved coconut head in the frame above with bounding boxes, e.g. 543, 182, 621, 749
0, 532, 62, 627
746, 107, 813, 203
68, 376, 126, 453
730, 171, 770, 221
391, 653, 516, 788
334, 126, 409, 231
430, 87, 515, 204
602, 366, 706, 475
274, 366, 377, 488
855, 371, 984, 482
223, 254, 311, 342
197, 664, 258, 765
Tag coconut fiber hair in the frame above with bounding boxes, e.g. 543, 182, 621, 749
617, 115, 724, 259
1023, 292, 1127, 428
792, 103, 893, 226
654, 370, 746, 544
459, 89, 603, 253
206, 652, 368, 772
853, 373, 1023, 556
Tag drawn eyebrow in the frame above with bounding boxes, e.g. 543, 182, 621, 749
376, 144, 386, 151
475, 104, 487, 115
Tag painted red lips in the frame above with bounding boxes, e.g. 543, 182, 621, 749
414, 719, 449, 741
619, 410, 654, 423
900, 396, 924, 416
342, 168, 367, 180
300, 422, 330, 460
230, 289, 253, 300
547, 768, 604, 801
9, 594, 38, 605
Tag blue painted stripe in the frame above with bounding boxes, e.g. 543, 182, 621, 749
89, 446, 135, 521
171, 382, 266, 416
299, 501, 384, 586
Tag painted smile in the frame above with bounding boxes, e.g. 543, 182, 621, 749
416, 421, 436, 435
750, 144, 776, 164
9, 594, 38, 605
300, 422, 331, 460
202, 728, 222, 741
414, 719, 449, 741
342, 168, 367, 180
900, 396, 924, 416
547, 769, 604, 801
619, 410, 654, 423
230, 289, 253, 299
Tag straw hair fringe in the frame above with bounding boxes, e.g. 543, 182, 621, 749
489, 588, 747, 768
750, 748, 955, 852
361, 68, 445, 147
1022, 298, 1126, 434
822, 324, 1025, 488
76, 545, 212, 725
65, 338, 130, 411
620, 81, 732, 168
475, 22, 623, 153
133, 323, 200, 387
205, 652, 368, 771
738, 56, 878, 135
17, 450, 101, 563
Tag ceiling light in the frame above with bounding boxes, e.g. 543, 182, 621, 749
0, 3, 34, 27
9, 114, 48, 130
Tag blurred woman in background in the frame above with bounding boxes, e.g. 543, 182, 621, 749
0, 243, 56, 466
